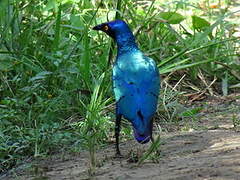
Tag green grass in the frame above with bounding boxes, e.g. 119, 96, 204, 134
0, 0, 239, 174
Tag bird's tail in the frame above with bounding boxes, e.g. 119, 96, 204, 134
132, 110, 152, 144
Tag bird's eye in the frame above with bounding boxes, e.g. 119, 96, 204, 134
103, 25, 109, 31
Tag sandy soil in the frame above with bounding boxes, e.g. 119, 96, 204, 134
2, 96, 240, 180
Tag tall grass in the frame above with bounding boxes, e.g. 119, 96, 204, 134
0, 0, 239, 174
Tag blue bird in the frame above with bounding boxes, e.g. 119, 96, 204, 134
93, 20, 160, 156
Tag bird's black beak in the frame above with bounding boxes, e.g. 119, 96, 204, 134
92, 24, 104, 31
92, 23, 114, 38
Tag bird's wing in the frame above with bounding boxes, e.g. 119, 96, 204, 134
113, 53, 160, 122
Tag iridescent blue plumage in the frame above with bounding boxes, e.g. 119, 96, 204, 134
93, 20, 160, 155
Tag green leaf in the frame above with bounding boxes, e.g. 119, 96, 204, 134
70, 14, 84, 28
80, 32, 90, 86
160, 58, 215, 74
53, 4, 62, 50
0, 0, 8, 19
192, 15, 210, 31
159, 12, 185, 24
43, 0, 58, 12
29, 71, 52, 82
180, 107, 203, 117
0, 99, 11, 105
0, 60, 13, 71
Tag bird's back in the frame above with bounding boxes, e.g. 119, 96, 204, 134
113, 50, 160, 136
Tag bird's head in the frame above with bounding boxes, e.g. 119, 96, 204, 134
92, 20, 133, 40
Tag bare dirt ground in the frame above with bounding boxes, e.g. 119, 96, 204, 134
2, 95, 240, 180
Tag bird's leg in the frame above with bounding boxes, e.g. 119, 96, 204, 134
115, 114, 122, 157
